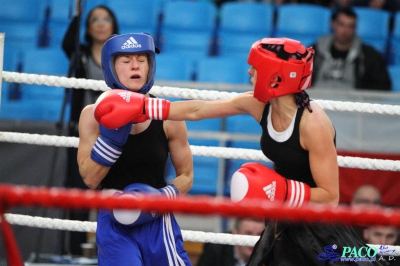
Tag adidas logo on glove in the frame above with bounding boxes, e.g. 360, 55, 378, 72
263, 181, 276, 201
118, 92, 131, 102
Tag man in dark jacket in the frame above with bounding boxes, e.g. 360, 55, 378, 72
311, 6, 391, 91
197, 218, 264, 266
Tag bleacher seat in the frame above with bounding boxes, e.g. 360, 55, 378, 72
159, 1, 217, 60
186, 117, 223, 195
22, 47, 68, 101
353, 7, 391, 57
2, 45, 19, 72
275, 4, 331, 47
47, 0, 72, 47
195, 56, 250, 84
1, 23, 41, 51
1, 47, 70, 122
0, 0, 46, 22
107, 0, 159, 38
390, 12, 400, 65
388, 65, 400, 92
0, 0, 46, 50
217, 2, 274, 57
155, 53, 194, 81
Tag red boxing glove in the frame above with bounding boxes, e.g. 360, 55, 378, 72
230, 162, 310, 207
94, 90, 170, 129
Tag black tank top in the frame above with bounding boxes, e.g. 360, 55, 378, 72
100, 120, 169, 190
259, 104, 316, 187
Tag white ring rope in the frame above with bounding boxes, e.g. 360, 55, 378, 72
1, 131, 400, 171
3, 71, 400, 115
5, 213, 398, 256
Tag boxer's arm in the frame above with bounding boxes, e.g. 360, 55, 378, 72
168, 92, 263, 121
77, 105, 111, 189
302, 102, 339, 206
165, 120, 193, 194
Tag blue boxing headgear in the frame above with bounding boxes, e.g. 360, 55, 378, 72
101, 33, 160, 94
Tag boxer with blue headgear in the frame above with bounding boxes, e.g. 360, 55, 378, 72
77, 31, 194, 265
101, 33, 160, 94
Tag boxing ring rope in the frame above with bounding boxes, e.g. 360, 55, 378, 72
1, 71, 400, 264
1, 185, 400, 256
1, 131, 400, 171
3, 71, 400, 115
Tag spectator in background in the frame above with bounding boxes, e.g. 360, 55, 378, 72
364, 226, 399, 245
61, 0, 119, 256
311, 6, 391, 91
353, 0, 400, 13
364, 226, 400, 266
350, 184, 383, 244
197, 218, 265, 266
351, 184, 382, 207
332, 0, 354, 8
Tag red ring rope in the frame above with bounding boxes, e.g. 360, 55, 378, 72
1, 184, 400, 227
1, 184, 399, 266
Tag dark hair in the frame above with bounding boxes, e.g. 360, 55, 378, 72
84, 5, 119, 46
331, 6, 357, 22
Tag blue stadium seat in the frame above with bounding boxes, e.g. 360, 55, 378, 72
48, 0, 72, 26
3, 45, 19, 72
159, 1, 217, 58
0, 0, 46, 49
47, 0, 72, 47
155, 53, 194, 81
195, 56, 250, 84
22, 47, 68, 101
353, 7, 390, 56
107, 0, 159, 38
0, 0, 46, 23
186, 117, 223, 195
48, 23, 69, 48
388, 65, 400, 92
217, 2, 274, 57
0, 23, 41, 51
389, 12, 400, 65
275, 4, 331, 47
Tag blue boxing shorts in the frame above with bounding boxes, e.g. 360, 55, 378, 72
96, 209, 192, 266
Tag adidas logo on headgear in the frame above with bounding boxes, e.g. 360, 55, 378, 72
121, 37, 142, 49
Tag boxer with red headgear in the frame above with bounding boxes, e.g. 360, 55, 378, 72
93, 36, 378, 264
248, 37, 314, 103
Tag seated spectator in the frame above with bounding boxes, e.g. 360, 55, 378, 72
364, 225, 399, 245
350, 184, 383, 243
351, 184, 382, 207
311, 6, 391, 91
353, 0, 400, 13
197, 218, 265, 266
364, 225, 400, 266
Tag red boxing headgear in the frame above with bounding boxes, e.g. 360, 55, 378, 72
247, 37, 314, 103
